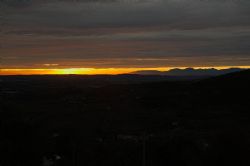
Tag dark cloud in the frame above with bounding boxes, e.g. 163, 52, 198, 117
0, 0, 119, 8
1, 0, 250, 68
2, 0, 250, 29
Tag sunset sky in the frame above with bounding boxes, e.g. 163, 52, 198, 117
1, 0, 250, 74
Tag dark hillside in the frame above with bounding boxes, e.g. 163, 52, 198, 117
1, 72, 250, 166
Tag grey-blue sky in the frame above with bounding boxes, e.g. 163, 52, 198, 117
1, 0, 250, 68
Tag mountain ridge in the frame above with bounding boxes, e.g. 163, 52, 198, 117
131, 68, 245, 76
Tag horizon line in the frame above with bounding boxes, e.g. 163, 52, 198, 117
1, 66, 250, 75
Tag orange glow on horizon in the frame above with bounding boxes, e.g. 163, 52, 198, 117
0, 68, 167, 75
0, 66, 250, 75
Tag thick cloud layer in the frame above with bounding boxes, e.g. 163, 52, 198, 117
1, 0, 250, 68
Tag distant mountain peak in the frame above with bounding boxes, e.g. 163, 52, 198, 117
131, 68, 245, 76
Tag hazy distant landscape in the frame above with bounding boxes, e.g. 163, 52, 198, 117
131, 68, 244, 76
1, 0, 250, 165
1, 69, 250, 166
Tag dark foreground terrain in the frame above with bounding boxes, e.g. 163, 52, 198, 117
1, 70, 250, 166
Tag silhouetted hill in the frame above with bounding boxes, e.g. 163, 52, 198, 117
132, 68, 244, 76
183, 69, 250, 115
1, 70, 250, 166
196, 69, 250, 88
